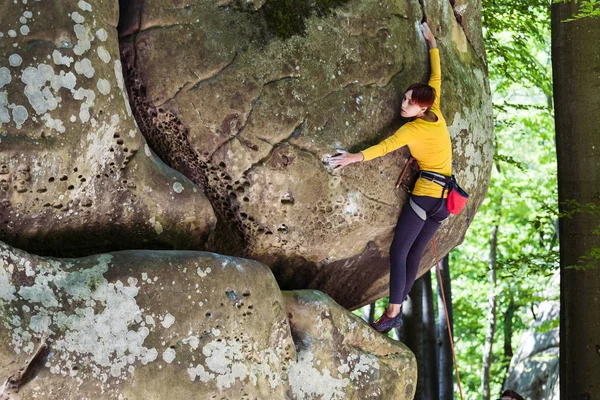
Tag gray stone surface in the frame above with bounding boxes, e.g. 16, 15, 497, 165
0, 241, 417, 399
119, 0, 493, 309
284, 290, 417, 399
504, 275, 559, 400
0, 0, 216, 256
0, 241, 293, 399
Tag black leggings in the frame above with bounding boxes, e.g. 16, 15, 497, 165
389, 195, 449, 304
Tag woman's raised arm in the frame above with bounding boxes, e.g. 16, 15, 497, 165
421, 22, 441, 113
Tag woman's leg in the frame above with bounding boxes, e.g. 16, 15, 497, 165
399, 197, 449, 301
387, 202, 426, 312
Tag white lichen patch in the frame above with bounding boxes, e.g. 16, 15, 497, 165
0, 247, 159, 383
12, 105, 28, 128
196, 267, 211, 278
0, 67, 11, 89
71, 11, 85, 24
78, 0, 92, 11
188, 364, 215, 382
52, 50, 74, 67
182, 335, 200, 350
161, 312, 175, 328
173, 182, 184, 193
72, 87, 95, 122
201, 339, 250, 389
448, 111, 491, 190
0, 95, 9, 127
97, 78, 110, 95
113, 59, 132, 117
162, 348, 176, 363
74, 58, 95, 78
144, 144, 152, 156
20, 25, 30, 36
21, 64, 57, 115
288, 350, 349, 400
344, 192, 360, 215
0, 265, 17, 301
348, 354, 379, 381
8, 30, 17, 38
9, 54, 23, 67
96, 28, 108, 42
97, 46, 111, 64
41, 113, 65, 134
73, 24, 91, 56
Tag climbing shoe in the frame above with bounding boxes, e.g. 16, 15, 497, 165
371, 311, 403, 333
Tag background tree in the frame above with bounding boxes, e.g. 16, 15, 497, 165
551, 1, 600, 398
437, 255, 454, 400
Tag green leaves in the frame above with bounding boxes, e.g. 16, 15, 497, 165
450, 1, 558, 397
553, 0, 600, 21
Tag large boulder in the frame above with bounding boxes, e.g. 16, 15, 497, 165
119, 0, 493, 309
0, 241, 416, 399
284, 290, 417, 399
504, 276, 559, 400
0, 0, 216, 256
0, 241, 294, 399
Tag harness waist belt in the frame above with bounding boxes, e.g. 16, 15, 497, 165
420, 171, 450, 187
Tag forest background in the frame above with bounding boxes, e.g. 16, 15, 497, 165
356, 0, 563, 398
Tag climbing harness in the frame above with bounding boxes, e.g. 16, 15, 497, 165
433, 236, 464, 400
399, 166, 469, 220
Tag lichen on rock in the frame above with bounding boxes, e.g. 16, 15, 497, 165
0, 0, 217, 256
0, 241, 294, 399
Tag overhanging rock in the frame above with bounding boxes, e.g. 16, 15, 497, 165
119, 0, 493, 309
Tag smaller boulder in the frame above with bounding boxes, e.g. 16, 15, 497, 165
284, 290, 417, 400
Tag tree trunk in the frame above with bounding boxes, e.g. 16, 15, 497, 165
481, 224, 499, 400
552, 3, 600, 398
422, 270, 439, 400
362, 302, 376, 324
437, 255, 454, 400
502, 295, 515, 383
402, 279, 425, 399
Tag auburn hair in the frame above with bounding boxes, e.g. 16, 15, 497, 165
501, 390, 525, 400
405, 83, 436, 111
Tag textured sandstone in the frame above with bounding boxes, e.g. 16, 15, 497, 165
0, 0, 216, 256
0, 241, 294, 399
119, 0, 493, 309
284, 290, 417, 399
0, 241, 417, 399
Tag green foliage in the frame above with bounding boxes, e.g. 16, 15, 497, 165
482, 1, 552, 97
554, 0, 600, 20
358, 3, 560, 398
451, 1, 558, 397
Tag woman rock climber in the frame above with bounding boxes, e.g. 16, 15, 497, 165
328, 22, 452, 333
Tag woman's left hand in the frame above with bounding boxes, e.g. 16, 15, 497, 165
327, 149, 364, 169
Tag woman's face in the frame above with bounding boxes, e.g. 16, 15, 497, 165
401, 90, 427, 118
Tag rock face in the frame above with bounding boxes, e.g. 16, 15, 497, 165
0, 241, 293, 399
119, 0, 493, 309
0, 241, 416, 399
504, 282, 559, 400
0, 0, 216, 256
284, 290, 417, 399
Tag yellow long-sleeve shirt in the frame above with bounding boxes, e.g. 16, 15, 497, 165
361, 48, 452, 198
